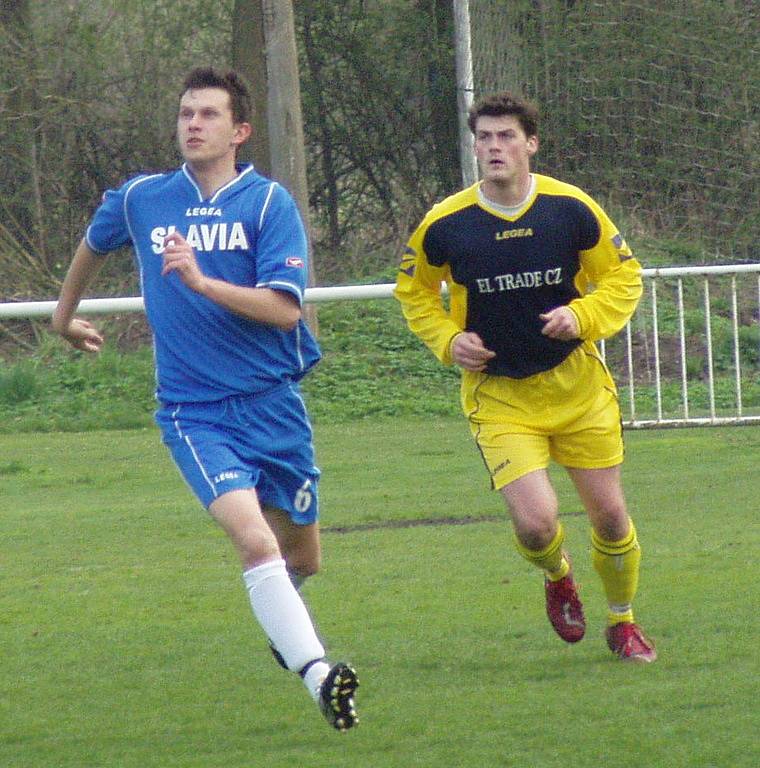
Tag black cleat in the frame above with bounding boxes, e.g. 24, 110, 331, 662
318, 662, 359, 731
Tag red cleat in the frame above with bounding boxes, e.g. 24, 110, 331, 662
605, 622, 657, 663
544, 574, 586, 643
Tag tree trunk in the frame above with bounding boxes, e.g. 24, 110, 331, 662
419, 0, 462, 191
301, 8, 341, 254
231, 0, 270, 174
232, 0, 318, 331
1, 0, 47, 263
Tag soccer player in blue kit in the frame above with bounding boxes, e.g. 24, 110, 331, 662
52, 67, 359, 730
395, 92, 657, 662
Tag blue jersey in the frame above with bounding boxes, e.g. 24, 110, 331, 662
86, 163, 321, 403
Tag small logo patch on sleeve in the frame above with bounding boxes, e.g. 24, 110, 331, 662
399, 246, 416, 276
285, 257, 304, 268
612, 233, 634, 261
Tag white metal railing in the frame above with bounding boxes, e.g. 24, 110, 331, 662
2, 264, 759, 428
601, 264, 760, 427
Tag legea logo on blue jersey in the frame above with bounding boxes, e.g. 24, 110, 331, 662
150, 223, 249, 253
185, 206, 223, 217
213, 470, 240, 484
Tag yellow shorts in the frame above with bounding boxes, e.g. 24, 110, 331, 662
461, 343, 624, 489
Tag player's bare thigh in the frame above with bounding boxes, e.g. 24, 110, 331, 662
566, 465, 630, 540
209, 488, 281, 569
499, 469, 559, 549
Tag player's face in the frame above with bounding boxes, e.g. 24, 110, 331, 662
474, 114, 538, 194
177, 87, 248, 168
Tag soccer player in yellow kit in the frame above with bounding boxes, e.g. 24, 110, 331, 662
394, 92, 656, 662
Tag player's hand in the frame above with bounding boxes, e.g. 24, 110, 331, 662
539, 306, 580, 340
59, 318, 104, 353
161, 231, 206, 292
451, 331, 496, 372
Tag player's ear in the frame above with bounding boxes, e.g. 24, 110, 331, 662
527, 134, 539, 156
233, 122, 252, 146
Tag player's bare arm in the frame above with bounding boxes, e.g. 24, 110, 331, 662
162, 231, 301, 331
52, 239, 105, 353
451, 331, 496, 372
539, 306, 580, 341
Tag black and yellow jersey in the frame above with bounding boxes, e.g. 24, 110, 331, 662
394, 174, 642, 379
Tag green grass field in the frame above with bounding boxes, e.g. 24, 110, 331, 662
1, 420, 757, 768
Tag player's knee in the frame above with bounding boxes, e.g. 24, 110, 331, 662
235, 527, 281, 569
516, 521, 558, 551
285, 551, 321, 579
590, 503, 630, 541
279, 534, 322, 578
507, 502, 559, 550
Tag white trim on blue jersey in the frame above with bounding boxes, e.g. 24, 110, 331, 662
86, 163, 320, 403
258, 181, 277, 230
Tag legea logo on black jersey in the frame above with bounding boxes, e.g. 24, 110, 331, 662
495, 227, 534, 241
150, 223, 249, 253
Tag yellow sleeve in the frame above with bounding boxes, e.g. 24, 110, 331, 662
568, 200, 643, 341
393, 221, 463, 366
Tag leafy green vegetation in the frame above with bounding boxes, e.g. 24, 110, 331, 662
2, 1, 757, 309
1, 288, 758, 433
0, 341, 157, 433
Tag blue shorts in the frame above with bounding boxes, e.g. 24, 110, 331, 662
155, 383, 320, 524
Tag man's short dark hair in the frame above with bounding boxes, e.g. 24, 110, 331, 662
467, 92, 539, 138
181, 67, 252, 125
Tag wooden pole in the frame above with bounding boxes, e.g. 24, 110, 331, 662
232, 0, 318, 330
231, 0, 270, 173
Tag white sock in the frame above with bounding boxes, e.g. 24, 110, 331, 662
302, 660, 331, 702
242, 558, 325, 674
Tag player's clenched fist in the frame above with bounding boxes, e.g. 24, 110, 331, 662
451, 331, 496, 372
539, 306, 580, 341
161, 231, 206, 293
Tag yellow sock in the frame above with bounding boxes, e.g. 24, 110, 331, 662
591, 519, 641, 626
515, 523, 570, 581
